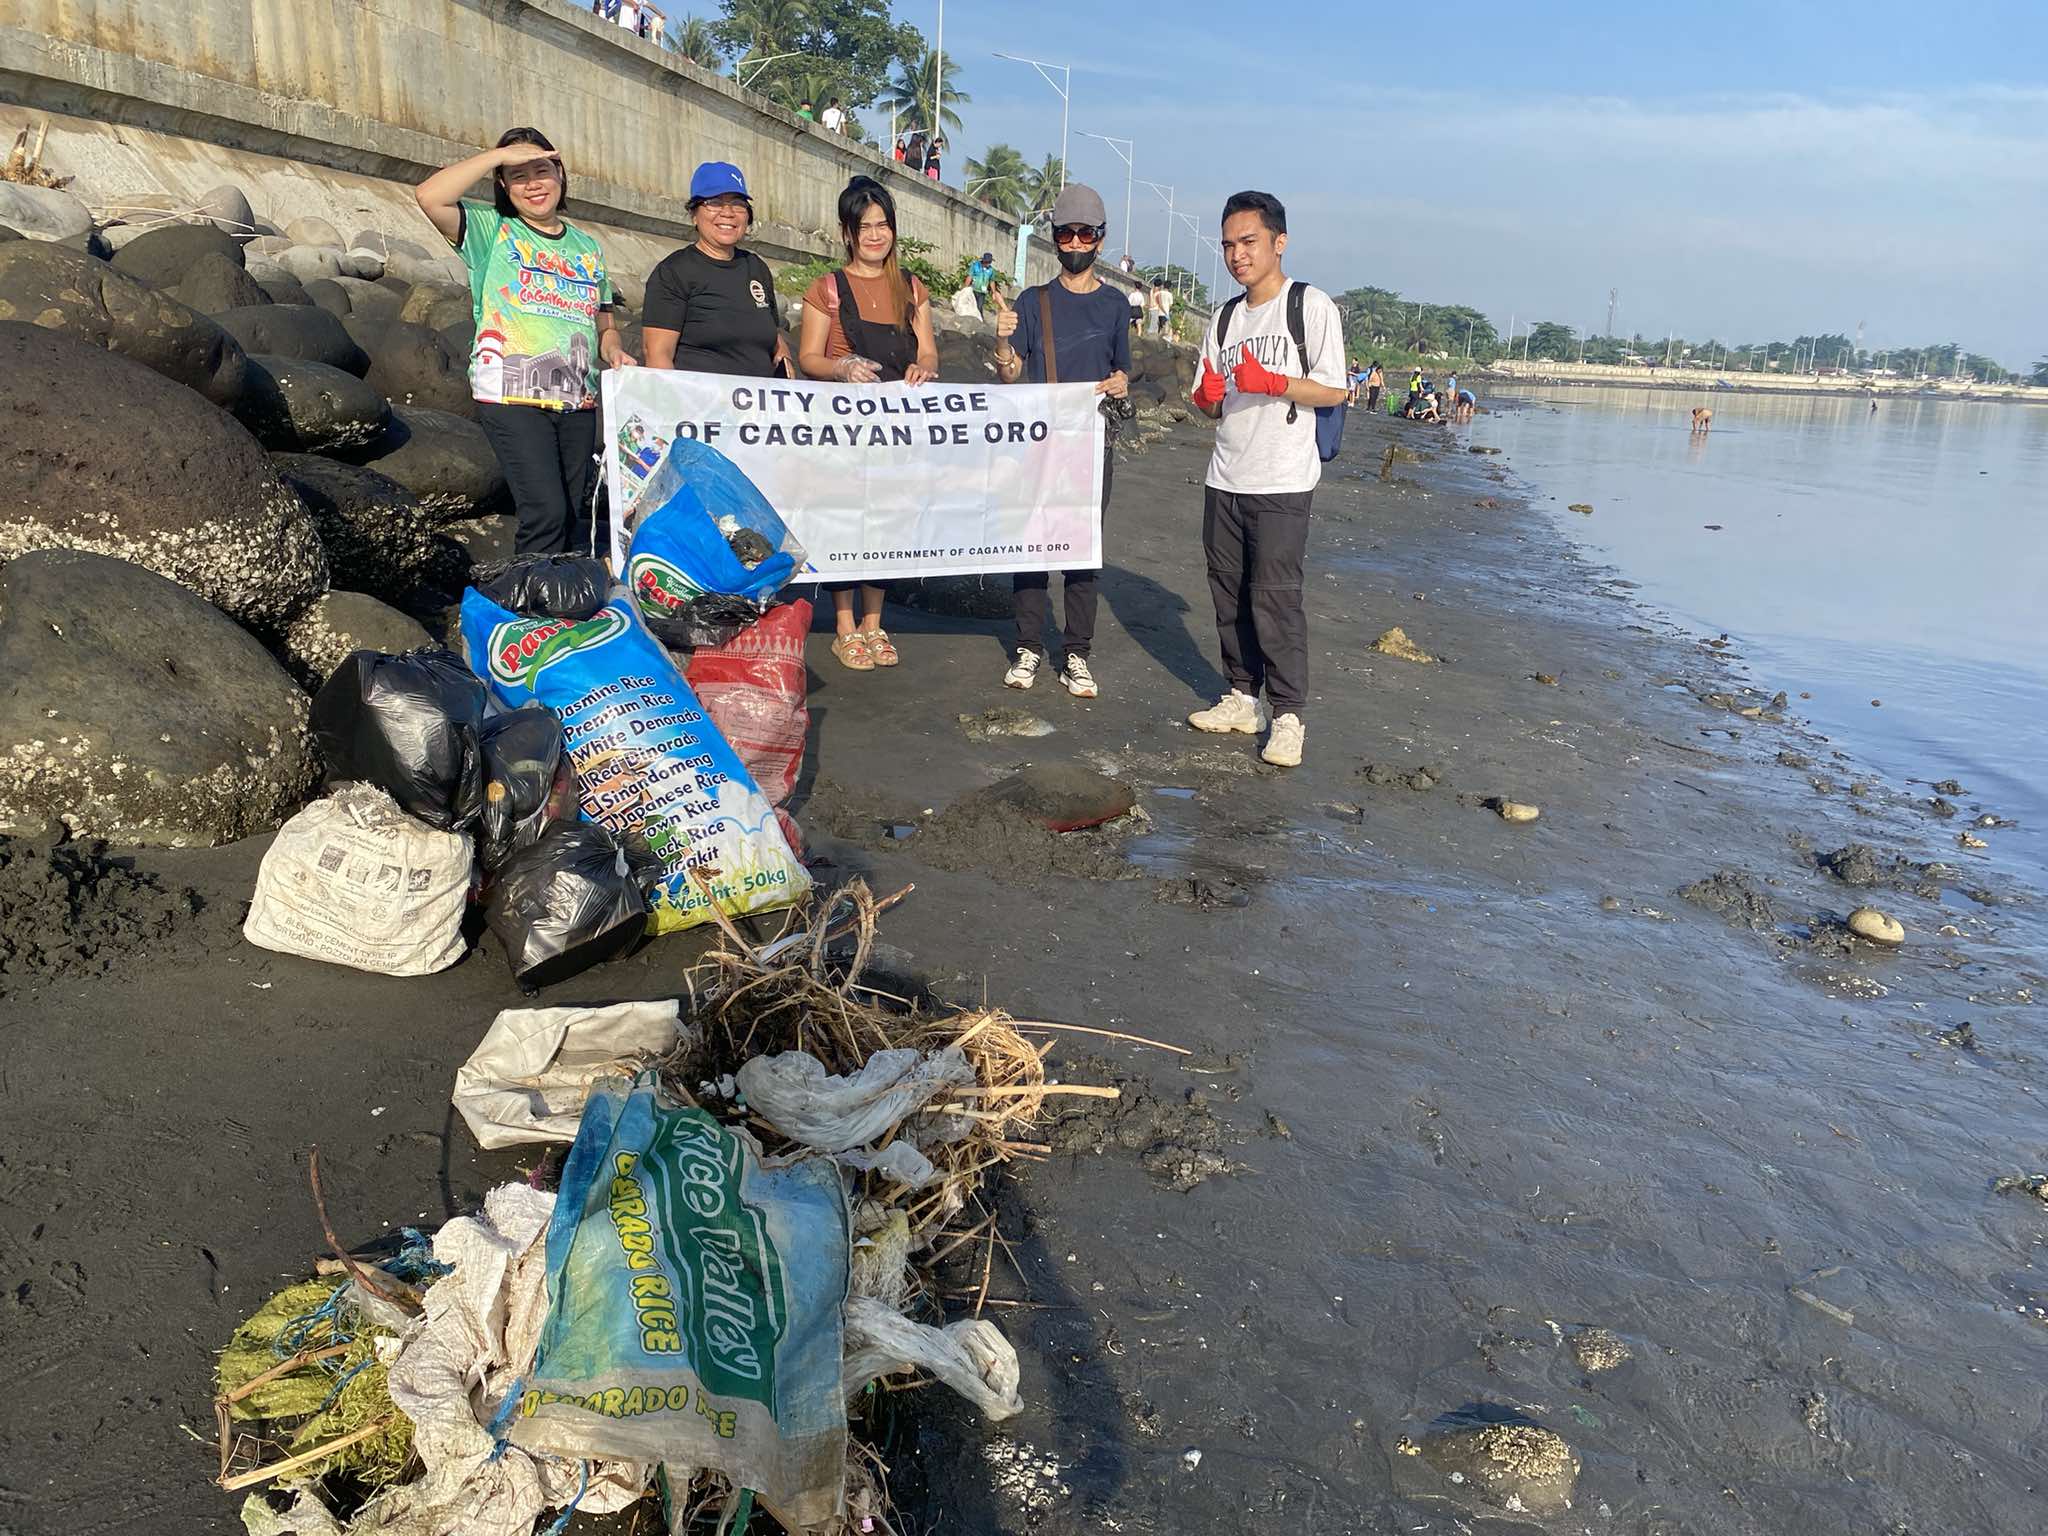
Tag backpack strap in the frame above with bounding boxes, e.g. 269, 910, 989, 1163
1211, 293, 1245, 358
1037, 285, 1058, 386
1283, 280, 1308, 424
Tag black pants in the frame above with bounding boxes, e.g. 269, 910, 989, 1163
1014, 442, 1114, 659
1366, 385, 1382, 413
1202, 486, 1312, 717
476, 402, 598, 556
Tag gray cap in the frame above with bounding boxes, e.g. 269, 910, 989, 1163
1050, 183, 1107, 228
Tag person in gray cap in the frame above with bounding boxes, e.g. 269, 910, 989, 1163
992, 184, 1131, 699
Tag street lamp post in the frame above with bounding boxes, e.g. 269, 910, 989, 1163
735, 49, 803, 89
993, 51, 1070, 195
932, 0, 943, 150
1136, 179, 1174, 285
1077, 130, 1134, 261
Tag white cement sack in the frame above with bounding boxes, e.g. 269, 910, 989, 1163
243, 783, 472, 976
452, 1000, 692, 1150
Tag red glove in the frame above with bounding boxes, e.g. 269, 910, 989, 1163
1232, 353, 1290, 397
1192, 360, 1227, 409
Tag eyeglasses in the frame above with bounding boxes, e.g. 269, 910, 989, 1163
1053, 225, 1103, 246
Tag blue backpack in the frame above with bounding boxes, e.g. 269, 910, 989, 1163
1212, 280, 1347, 462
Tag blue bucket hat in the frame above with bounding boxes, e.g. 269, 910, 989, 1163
689, 161, 750, 204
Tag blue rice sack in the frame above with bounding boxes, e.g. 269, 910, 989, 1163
510, 1072, 849, 1524
459, 588, 810, 934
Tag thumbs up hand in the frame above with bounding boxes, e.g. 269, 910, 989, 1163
992, 287, 1018, 341
1192, 360, 1227, 409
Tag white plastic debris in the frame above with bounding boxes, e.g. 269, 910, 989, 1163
452, 1000, 690, 1149
842, 1294, 1023, 1420
736, 1046, 977, 1154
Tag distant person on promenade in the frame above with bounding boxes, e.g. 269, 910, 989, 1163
1119, 252, 1135, 274
1151, 281, 1175, 337
992, 183, 1130, 700
1185, 190, 1347, 768
821, 98, 846, 134
797, 176, 939, 672
893, 135, 908, 163
924, 137, 945, 181
416, 129, 632, 555
640, 161, 791, 378
904, 131, 926, 172
1365, 360, 1384, 414
797, 100, 815, 122
1127, 281, 1145, 331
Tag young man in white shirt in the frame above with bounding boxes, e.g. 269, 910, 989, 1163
820, 98, 846, 134
1186, 190, 1348, 767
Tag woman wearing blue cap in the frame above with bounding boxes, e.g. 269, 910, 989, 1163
641, 161, 792, 378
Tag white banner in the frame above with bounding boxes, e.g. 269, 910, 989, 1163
603, 370, 1105, 582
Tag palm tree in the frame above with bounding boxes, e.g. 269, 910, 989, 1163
1018, 154, 1065, 221
877, 46, 966, 137
767, 67, 841, 116
665, 14, 721, 67
962, 143, 1030, 217
722, 0, 810, 71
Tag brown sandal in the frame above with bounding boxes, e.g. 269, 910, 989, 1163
831, 631, 875, 671
865, 629, 900, 667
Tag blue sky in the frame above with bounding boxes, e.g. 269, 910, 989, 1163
880, 0, 2048, 364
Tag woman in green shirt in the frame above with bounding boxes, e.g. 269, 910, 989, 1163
415, 128, 635, 554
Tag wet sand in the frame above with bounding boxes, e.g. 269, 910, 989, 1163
3, 408, 2045, 1534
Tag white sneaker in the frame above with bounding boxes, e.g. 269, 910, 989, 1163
1261, 713, 1305, 767
1003, 649, 1041, 689
1061, 656, 1099, 698
1188, 689, 1270, 735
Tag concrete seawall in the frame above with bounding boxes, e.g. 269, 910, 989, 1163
1479, 358, 2048, 403
0, 0, 1091, 289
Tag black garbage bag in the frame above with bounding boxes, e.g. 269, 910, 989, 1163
477, 706, 578, 874
310, 649, 487, 832
639, 591, 762, 652
484, 822, 650, 988
472, 554, 612, 620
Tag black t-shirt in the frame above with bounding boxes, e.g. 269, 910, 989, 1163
642, 244, 780, 376
1010, 279, 1132, 385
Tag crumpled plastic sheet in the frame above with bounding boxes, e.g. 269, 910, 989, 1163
250, 1184, 650, 1536
453, 1000, 691, 1150
736, 1046, 977, 1155
841, 1295, 1023, 1421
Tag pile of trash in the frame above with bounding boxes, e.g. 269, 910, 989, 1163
220, 881, 1114, 1534
243, 442, 817, 987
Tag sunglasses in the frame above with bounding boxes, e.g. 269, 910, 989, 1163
1053, 225, 1103, 246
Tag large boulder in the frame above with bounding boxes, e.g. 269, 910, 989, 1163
273, 246, 345, 285
351, 229, 433, 263
271, 453, 436, 600
170, 250, 271, 315
0, 242, 249, 407
284, 216, 345, 250
337, 249, 386, 281
110, 223, 244, 289
236, 355, 391, 454
212, 303, 369, 376
399, 278, 472, 330
247, 265, 313, 306
348, 405, 506, 520
935, 328, 1002, 384
386, 251, 467, 287
0, 323, 327, 630
0, 184, 94, 243
0, 549, 316, 846
332, 275, 403, 327
196, 183, 258, 240
345, 317, 474, 416
304, 277, 351, 317
280, 590, 433, 689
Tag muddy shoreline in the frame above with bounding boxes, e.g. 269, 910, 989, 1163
2, 407, 2044, 1534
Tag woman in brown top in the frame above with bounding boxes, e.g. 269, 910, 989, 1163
797, 176, 939, 671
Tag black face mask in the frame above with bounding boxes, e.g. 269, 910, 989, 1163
1057, 247, 1098, 275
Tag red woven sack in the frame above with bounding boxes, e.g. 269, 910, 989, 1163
685, 600, 812, 845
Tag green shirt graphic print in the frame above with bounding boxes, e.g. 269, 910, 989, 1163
457, 200, 611, 410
